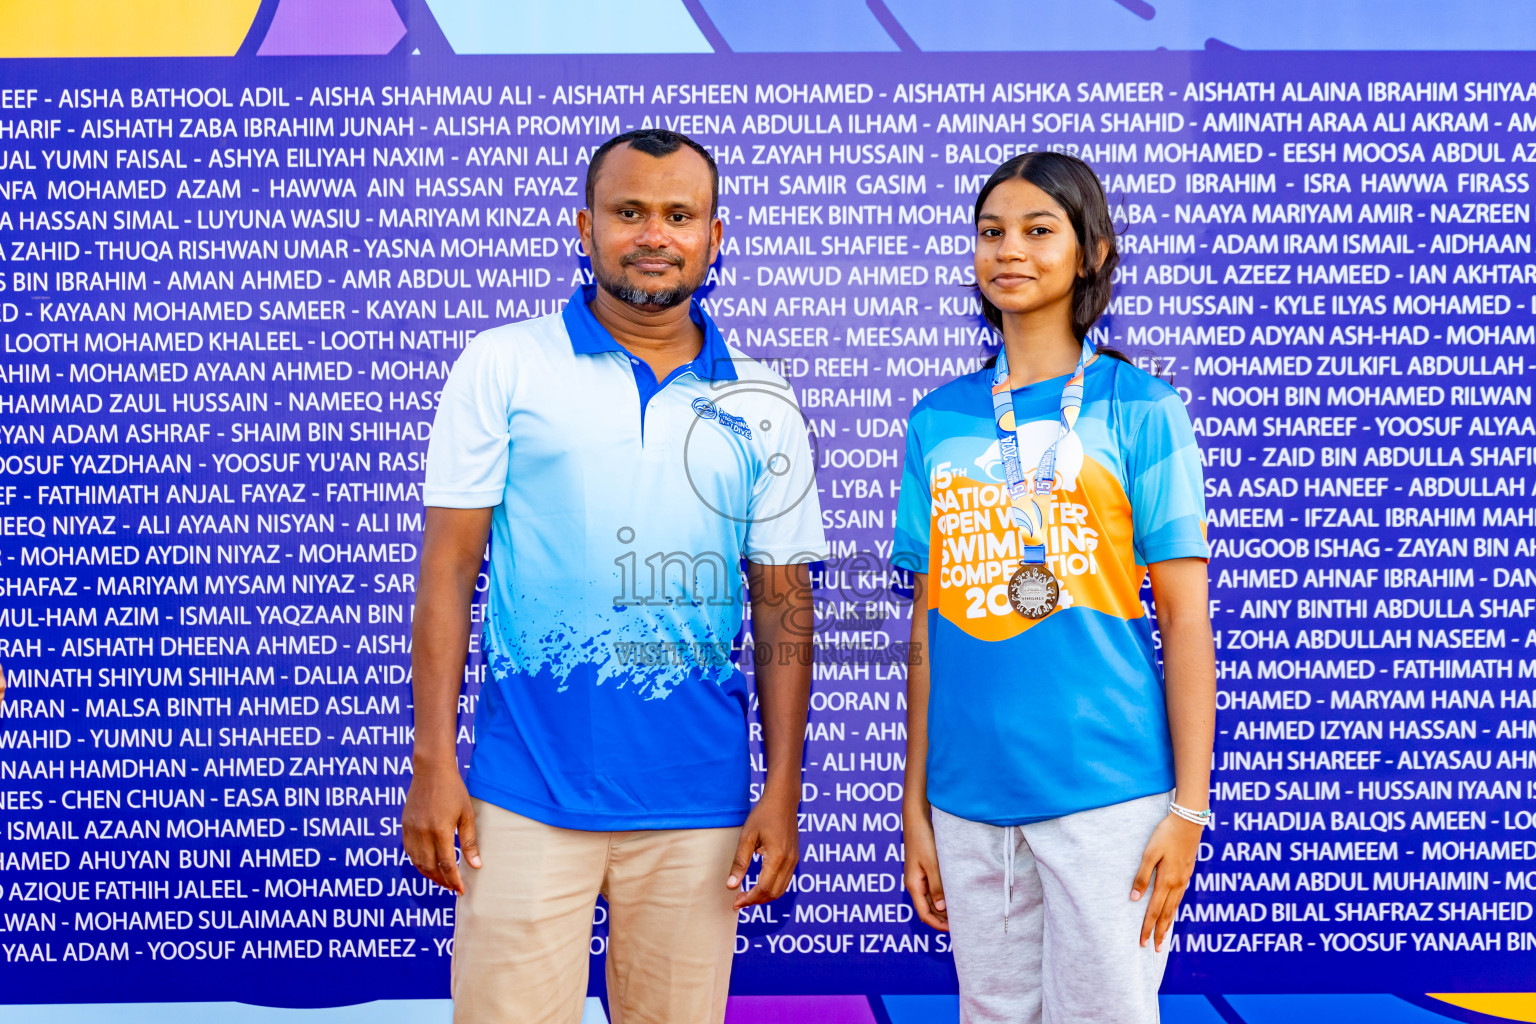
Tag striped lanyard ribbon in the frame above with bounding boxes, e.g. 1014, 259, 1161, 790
989, 339, 1095, 564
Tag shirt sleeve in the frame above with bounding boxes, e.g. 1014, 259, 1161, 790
1128, 392, 1209, 565
743, 385, 829, 564
423, 330, 513, 508
890, 412, 930, 573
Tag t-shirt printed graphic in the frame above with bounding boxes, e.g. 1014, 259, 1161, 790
893, 356, 1208, 826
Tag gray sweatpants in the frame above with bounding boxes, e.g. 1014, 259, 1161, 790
931, 792, 1172, 1024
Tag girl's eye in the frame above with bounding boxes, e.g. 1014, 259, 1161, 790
1028, 226, 1051, 236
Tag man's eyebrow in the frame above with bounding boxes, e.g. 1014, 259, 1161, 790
609, 196, 703, 209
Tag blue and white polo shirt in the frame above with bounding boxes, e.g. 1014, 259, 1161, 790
424, 285, 828, 830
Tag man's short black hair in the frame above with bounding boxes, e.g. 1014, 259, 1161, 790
585, 128, 720, 216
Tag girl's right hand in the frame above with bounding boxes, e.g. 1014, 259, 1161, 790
903, 805, 949, 931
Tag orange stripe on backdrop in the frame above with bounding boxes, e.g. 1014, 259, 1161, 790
0, 0, 260, 57
1428, 995, 1536, 1022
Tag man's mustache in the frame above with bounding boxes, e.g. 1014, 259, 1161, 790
620, 248, 684, 268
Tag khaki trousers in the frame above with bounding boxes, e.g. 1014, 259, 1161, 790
452, 798, 742, 1024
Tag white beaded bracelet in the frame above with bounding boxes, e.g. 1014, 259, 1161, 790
1169, 801, 1215, 830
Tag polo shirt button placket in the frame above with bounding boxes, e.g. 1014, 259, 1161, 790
643, 383, 678, 457
628, 355, 671, 457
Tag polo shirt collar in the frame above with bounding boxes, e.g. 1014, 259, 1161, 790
562, 284, 737, 382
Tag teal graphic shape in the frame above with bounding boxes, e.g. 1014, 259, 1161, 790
423, 0, 711, 52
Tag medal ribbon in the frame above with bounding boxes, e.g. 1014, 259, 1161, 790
989, 338, 1096, 564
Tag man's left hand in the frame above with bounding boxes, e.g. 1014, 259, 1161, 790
726, 784, 799, 909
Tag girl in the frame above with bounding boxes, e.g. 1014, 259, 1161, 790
893, 151, 1216, 1023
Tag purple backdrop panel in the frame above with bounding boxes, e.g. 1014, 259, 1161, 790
725, 995, 879, 1024
257, 0, 405, 54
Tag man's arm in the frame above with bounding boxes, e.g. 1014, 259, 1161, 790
726, 561, 813, 908
401, 506, 493, 895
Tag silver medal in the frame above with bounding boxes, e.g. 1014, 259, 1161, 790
1007, 563, 1059, 619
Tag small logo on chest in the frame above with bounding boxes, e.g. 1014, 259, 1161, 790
716, 410, 753, 439
692, 398, 753, 439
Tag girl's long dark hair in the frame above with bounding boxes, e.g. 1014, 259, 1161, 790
975, 151, 1129, 366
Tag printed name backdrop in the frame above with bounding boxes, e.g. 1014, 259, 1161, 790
3, 48, 1536, 1011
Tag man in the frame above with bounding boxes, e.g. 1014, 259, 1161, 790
402, 129, 827, 1024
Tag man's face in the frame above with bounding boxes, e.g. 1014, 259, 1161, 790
579, 144, 721, 311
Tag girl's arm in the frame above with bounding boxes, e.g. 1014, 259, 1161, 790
1155, 557, 1216, 819
901, 572, 948, 931
1131, 556, 1216, 951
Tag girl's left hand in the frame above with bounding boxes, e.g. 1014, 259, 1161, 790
1131, 812, 1204, 952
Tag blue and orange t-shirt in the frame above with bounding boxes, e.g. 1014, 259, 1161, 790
892, 355, 1209, 826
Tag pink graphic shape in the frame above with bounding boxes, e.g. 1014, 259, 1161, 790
725, 996, 879, 1024
258, 0, 405, 54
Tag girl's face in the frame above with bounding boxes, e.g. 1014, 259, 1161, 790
974, 177, 1082, 323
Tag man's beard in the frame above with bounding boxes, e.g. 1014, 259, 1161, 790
591, 243, 709, 310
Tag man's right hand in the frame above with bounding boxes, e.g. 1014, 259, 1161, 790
405, 507, 492, 896
402, 763, 481, 895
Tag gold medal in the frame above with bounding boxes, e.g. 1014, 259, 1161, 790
1007, 563, 1059, 619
